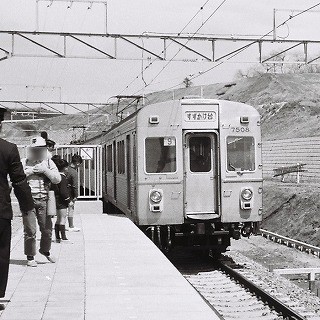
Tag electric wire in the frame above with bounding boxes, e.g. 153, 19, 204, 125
116, 0, 212, 97
131, 0, 228, 96
162, 1, 320, 90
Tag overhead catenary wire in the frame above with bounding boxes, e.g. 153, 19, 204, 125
161, 1, 320, 91
116, 0, 212, 97
5, 1, 319, 117
131, 0, 228, 97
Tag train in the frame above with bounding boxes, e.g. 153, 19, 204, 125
87, 97, 263, 256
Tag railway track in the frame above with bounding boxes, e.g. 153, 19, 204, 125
168, 250, 310, 320
215, 258, 307, 320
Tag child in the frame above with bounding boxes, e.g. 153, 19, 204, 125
52, 159, 70, 242
67, 154, 83, 232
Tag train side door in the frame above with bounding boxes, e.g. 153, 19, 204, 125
113, 140, 117, 201
184, 132, 219, 219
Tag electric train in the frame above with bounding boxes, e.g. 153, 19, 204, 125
87, 98, 263, 255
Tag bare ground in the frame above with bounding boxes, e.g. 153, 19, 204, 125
262, 180, 320, 246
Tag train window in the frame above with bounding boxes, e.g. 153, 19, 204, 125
189, 136, 212, 172
227, 136, 255, 172
117, 140, 125, 174
107, 144, 113, 172
145, 137, 176, 173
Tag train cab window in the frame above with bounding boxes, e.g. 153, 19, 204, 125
227, 136, 255, 172
189, 136, 212, 172
145, 137, 176, 173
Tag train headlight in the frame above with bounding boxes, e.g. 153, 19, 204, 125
241, 188, 253, 201
150, 190, 162, 203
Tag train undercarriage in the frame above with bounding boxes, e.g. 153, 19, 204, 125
141, 221, 260, 257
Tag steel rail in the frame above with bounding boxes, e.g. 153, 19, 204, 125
260, 229, 320, 258
216, 260, 306, 320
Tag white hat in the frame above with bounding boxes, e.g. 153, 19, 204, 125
30, 136, 47, 147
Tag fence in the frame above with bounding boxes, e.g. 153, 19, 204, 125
262, 137, 320, 183
17, 145, 103, 200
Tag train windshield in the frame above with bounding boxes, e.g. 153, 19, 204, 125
227, 136, 255, 172
145, 137, 177, 173
189, 136, 212, 172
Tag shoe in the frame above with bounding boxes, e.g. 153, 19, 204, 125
39, 250, 56, 263
27, 260, 37, 267
0, 303, 5, 310
69, 227, 81, 232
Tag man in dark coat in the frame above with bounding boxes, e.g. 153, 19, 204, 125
0, 107, 34, 310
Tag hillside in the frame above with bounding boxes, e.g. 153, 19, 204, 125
147, 73, 320, 106
262, 181, 320, 247
4, 72, 320, 144
146, 73, 320, 141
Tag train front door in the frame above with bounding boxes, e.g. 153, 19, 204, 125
184, 132, 219, 219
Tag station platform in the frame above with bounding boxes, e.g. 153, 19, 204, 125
1, 212, 219, 320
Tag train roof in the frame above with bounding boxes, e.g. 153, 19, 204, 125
85, 98, 258, 143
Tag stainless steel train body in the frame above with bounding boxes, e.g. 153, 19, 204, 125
94, 98, 263, 253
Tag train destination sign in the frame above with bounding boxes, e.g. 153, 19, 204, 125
185, 111, 216, 122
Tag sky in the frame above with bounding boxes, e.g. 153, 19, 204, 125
0, 0, 320, 109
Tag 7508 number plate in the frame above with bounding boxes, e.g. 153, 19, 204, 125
231, 126, 250, 133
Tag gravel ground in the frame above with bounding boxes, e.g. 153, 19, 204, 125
230, 235, 320, 270
230, 235, 320, 292
227, 236, 320, 318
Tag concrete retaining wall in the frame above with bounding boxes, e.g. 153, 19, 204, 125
263, 137, 320, 183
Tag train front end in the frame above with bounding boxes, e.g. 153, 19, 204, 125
136, 98, 263, 254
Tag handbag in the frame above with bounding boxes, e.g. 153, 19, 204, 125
47, 190, 57, 216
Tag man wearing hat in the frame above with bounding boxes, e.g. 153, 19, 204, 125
21, 136, 61, 267
0, 107, 34, 310
40, 131, 56, 159
46, 139, 56, 159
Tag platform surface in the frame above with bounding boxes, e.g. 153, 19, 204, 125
1, 212, 219, 320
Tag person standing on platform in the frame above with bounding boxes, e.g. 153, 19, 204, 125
21, 137, 61, 267
46, 139, 56, 159
0, 107, 34, 310
40, 132, 56, 159
40, 131, 48, 142
67, 154, 83, 232
51, 158, 70, 242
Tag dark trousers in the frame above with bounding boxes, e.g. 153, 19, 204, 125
0, 218, 11, 298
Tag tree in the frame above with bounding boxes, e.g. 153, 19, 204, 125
183, 77, 193, 88
234, 51, 320, 79
234, 65, 265, 79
